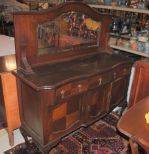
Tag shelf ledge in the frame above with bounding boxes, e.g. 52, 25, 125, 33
110, 44, 149, 57
89, 4, 149, 14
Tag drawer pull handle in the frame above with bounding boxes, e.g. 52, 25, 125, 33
113, 72, 116, 79
82, 106, 84, 112
123, 68, 127, 73
78, 84, 82, 91
88, 106, 90, 112
60, 90, 65, 98
98, 78, 102, 85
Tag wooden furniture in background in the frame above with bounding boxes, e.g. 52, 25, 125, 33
118, 96, 149, 154
13, 2, 133, 153
0, 54, 20, 146
129, 59, 149, 107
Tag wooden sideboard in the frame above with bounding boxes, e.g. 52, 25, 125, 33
14, 53, 132, 153
13, 2, 133, 153
0, 54, 20, 145
129, 59, 149, 108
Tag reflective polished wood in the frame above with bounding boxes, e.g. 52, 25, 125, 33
118, 97, 149, 153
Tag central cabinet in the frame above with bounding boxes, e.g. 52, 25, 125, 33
13, 2, 133, 153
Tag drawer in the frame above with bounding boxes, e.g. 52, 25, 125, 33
113, 65, 131, 80
55, 79, 88, 100
88, 72, 112, 89
71, 79, 88, 95
56, 84, 72, 100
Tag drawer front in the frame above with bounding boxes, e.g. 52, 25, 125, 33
113, 65, 131, 80
56, 84, 71, 100
89, 72, 112, 89
55, 79, 88, 100
71, 79, 88, 95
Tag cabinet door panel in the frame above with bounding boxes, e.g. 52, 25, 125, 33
110, 76, 129, 108
51, 94, 82, 133
85, 85, 109, 121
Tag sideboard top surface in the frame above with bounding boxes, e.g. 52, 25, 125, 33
14, 53, 132, 90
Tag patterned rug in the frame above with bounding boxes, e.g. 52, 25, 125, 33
5, 112, 129, 154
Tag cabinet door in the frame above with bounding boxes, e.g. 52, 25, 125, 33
109, 76, 129, 108
50, 94, 83, 134
85, 85, 109, 123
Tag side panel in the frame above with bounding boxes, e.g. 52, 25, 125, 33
20, 82, 43, 144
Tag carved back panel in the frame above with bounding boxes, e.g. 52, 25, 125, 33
14, 2, 111, 74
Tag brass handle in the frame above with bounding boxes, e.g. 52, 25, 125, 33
113, 72, 116, 79
123, 68, 127, 73
78, 84, 82, 92
98, 77, 102, 85
88, 105, 90, 112
60, 90, 65, 99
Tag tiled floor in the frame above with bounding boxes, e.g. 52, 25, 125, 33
0, 129, 24, 154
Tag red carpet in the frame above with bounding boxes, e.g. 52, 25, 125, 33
5, 112, 129, 154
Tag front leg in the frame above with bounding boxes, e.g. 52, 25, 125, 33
20, 128, 41, 153
20, 128, 30, 147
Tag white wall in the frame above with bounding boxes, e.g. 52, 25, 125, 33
0, 35, 15, 56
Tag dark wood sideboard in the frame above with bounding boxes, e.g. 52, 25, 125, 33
13, 2, 133, 153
